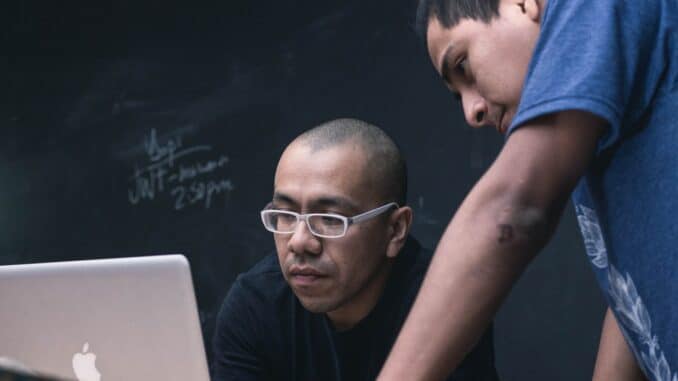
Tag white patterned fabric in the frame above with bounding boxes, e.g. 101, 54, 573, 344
506, 0, 678, 376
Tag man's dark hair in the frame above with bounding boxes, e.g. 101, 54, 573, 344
415, 0, 500, 40
297, 118, 408, 206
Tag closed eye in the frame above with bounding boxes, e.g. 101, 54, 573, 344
440, 52, 466, 101
319, 215, 343, 225
455, 57, 468, 77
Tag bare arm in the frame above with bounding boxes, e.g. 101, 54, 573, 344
592, 308, 647, 381
377, 111, 606, 381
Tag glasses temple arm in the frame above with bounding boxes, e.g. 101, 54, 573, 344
349, 202, 399, 224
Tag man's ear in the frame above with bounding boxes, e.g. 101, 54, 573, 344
522, 0, 542, 23
386, 206, 413, 259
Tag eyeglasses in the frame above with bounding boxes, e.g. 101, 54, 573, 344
260, 202, 399, 238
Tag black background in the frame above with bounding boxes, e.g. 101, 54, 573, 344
3, 0, 606, 379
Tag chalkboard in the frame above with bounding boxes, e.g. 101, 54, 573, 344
3, 1, 606, 379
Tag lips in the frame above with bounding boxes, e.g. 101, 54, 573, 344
497, 109, 512, 135
288, 266, 327, 287
497, 110, 507, 135
289, 266, 325, 276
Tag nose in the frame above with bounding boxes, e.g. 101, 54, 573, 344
461, 91, 489, 129
287, 218, 322, 256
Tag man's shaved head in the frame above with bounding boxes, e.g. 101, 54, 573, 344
293, 118, 408, 206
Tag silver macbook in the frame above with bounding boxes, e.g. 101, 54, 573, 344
0, 255, 210, 381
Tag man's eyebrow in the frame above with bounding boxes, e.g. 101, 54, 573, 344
439, 45, 455, 85
440, 58, 452, 85
272, 192, 297, 206
438, 46, 461, 101
271, 193, 359, 213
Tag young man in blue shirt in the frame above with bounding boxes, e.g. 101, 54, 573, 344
378, 1, 677, 380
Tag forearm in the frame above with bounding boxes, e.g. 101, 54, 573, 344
592, 308, 647, 381
378, 172, 560, 380
378, 112, 605, 381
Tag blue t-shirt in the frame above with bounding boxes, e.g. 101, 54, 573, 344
508, 0, 678, 379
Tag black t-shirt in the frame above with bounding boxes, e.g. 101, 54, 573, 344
212, 237, 498, 380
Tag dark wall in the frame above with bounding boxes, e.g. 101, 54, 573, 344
3, 1, 606, 379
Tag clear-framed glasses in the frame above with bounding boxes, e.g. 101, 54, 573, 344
260, 202, 399, 238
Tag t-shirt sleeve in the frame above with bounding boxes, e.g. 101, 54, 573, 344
212, 276, 267, 381
508, 0, 664, 152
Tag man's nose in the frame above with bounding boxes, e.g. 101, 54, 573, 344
287, 219, 322, 255
462, 93, 489, 129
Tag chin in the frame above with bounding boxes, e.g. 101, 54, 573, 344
296, 295, 339, 314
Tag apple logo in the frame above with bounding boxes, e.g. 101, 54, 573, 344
72, 343, 101, 381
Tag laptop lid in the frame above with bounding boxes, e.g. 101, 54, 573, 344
0, 255, 209, 381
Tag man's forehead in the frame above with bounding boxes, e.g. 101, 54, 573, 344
426, 18, 454, 73
273, 142, 373, 209
276, 141, 367, 177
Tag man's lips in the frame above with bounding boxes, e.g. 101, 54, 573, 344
497, 110, 507, 135
289, 266, 325, 276
497, 109, 512, 135
288, 266, 327, 286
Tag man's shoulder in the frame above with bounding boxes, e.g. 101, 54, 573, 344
229, 252, 288, 300
241, 252, 283, 279
213, 253, 296, 379
216, 252, 294, 335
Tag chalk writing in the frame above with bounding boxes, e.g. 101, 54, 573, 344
171, 179, 235, 210
144, 128, 182, 164
128, 128, 235, 210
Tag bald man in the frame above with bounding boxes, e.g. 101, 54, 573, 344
212, 119, 498, 381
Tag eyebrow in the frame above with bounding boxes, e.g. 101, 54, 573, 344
440, 45, 461, 102
438, 45, 454, 85
272, 192, 359, 213
438, 45, 461, 100
272, 192, 298, 207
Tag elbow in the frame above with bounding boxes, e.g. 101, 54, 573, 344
496, 203, 553, 247
483, 194, 561, 264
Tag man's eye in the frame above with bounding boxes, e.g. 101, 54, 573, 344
455, 57, 468, 76
277, 214, 297, 223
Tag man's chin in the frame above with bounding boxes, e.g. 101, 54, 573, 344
296, 295, 338, 314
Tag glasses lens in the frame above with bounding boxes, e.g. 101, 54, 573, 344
307, 215, 346, 237
263, 211, 298, 233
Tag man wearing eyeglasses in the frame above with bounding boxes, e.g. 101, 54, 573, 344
212, 118, 498, 381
